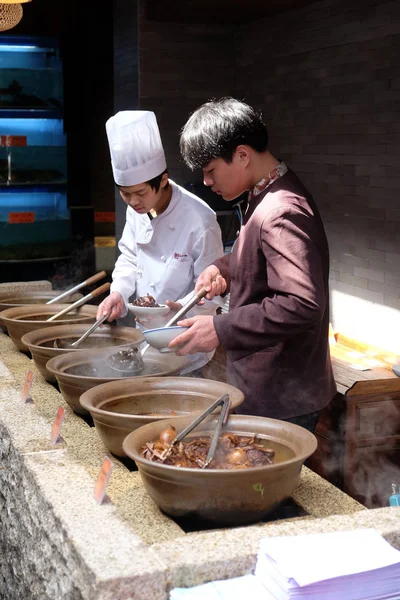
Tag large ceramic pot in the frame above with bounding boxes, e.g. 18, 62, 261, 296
122, 414, 317, 526
0, 291, 83, 332
46, 348, 188, 416
0, 305, 97, 352
80, 377, 245, 457
21, 324, 144, 384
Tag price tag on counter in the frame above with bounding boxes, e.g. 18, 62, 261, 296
94, 456, 114, 505
51, 405, 65, 444
21, 370, 34, 403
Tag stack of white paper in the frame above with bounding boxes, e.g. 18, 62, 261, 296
255, 529, 400, 600
170, 574, 274, 599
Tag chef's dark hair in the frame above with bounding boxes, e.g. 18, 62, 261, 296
146, 168, 169, 192
180, 97, 268, 170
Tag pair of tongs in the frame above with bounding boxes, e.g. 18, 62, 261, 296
162, 393, 231, 468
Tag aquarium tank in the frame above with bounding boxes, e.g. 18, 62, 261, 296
0, 35, 70, 257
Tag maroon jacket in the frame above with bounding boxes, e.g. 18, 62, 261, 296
213, 169, 336, 419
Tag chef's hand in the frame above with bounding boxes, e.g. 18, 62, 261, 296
96, 291, 125, 321
195, 265, 227, 300
168, 315, 220, 354
135, 301, 183, 327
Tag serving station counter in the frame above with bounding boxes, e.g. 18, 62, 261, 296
1, 328, 400, 600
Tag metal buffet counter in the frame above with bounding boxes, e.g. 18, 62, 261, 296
1, 329, 400, 600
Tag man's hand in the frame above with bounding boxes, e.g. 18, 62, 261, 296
96, 291, 125, 321
195, 265, 227, 300
168, 315, 220, 354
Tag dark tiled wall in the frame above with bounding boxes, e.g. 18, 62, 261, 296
237, 0, 400, 324
138, 3, 237, 185
113, 0, 140, 245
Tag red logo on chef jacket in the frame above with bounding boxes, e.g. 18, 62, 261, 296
174, 252, 188, 259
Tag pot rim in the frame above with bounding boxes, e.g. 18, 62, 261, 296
21, 324, 143, 350
79, 376, 245, 420
0, 304, 97, 324
0, 290, 62, 300
46, 348, 187, 382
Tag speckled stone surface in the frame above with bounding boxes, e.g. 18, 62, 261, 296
0, 280, 52, 293
0, 330, 399, 599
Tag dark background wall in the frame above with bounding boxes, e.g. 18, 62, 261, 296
236, 0, 400, 348
138, 2, 237, 185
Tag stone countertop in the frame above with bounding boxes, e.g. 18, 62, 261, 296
0, 280, 52, 293
0, 330, 399, 600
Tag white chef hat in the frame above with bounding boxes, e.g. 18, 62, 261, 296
105, 110, 167, 186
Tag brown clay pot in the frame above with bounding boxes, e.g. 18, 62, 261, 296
21, 324, 144, 384
0, 291, 83, 332
0, 304, 97, 352
80, 377, 245, 457
46, 347, 188, 416
122, 414, 317, 526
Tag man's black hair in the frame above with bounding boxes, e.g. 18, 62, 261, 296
146, 168, 169, 192
180, 97, 268, 170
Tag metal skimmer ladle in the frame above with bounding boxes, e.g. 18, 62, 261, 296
161, 393, 231, 469
106, 282, 212, 374
53, 312, 111, 349
105, 345, 147, 375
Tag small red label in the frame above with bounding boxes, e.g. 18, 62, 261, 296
21, 370, 34, 403
9, 212, 35, 224
95, 211, 115, 223
0, 135, 27, 147
51, 405, 65, 444
94, 456, 114, 504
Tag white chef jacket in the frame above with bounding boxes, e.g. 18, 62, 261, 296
110, 180, 224, 373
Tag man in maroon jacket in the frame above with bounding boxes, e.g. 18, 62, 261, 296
170, 97, 336, 431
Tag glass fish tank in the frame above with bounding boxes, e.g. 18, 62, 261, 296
0, 35, 69, 250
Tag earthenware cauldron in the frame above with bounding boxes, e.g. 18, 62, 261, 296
123, 414, 317, 526
0, 304, 97, 352
0, 291, 83, 332
21, 324, 144, 383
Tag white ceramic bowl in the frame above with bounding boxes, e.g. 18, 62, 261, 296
127, 303, 170, 318
142, 326, 189, 353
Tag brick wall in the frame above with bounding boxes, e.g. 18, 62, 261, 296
237, 0, 400, 353
138, 3, 237, 184
113, 0, 140, 246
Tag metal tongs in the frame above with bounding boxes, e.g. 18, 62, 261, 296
162, 393, 231, 469
106, 279, 216, 373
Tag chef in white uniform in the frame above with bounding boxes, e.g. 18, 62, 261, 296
97, 110, 224, 373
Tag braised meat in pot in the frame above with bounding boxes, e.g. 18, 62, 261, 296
142, 428, 276, 469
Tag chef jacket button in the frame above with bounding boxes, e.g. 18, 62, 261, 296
150, 282, 155, 288
161, 255, 166, 262
169, 225, 175, 231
